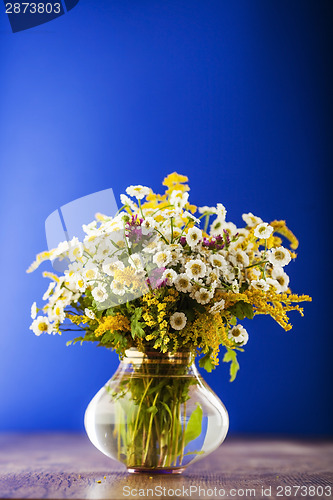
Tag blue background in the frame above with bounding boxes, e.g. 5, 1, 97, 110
0, 0, 331, 435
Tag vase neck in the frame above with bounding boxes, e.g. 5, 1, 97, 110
124, 348, 193, 365
118, 348, 199, 377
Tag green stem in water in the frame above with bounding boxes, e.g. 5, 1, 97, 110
179, 399, 187, 465
143, 391, 159, 464
129, 378, 153, 462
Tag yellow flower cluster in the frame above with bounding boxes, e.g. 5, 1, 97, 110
113, 267, 145, 292
67, 314, 84, 326
179, 312, 233, 366
245, 289, 311, 330
94, 314, 131, 337
162, 172, 190, 194
142, 289, 179, 351
270, 220, 299, 250
142, 172, 196, 218
219, 289, 311, 331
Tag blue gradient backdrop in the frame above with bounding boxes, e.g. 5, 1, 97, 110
0, 1, 332, 434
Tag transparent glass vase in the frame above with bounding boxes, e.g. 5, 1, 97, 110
84, 349, 229, 474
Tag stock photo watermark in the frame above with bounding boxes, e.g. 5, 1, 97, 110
2, 0, 80, 32
122, 484, 332, 498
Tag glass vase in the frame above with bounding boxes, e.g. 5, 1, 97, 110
84, 348, 229, 474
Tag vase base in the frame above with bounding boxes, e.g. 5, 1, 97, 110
127, 466, 186, 475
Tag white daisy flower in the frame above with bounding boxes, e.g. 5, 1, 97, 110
73, 274, 87, 293
43, 282, 56, 300
142, 217, 157, 232
223, 221, 238, 236
228, 325, 249, 345
83, 237, 98, 256
82, 221, 97, 234
30, 316, 52, 336
242, 212, 263, 227
48, 303, 66, 323
153, 250, 172, 267
194, 288, 214, 305
161, 208, 179, 219
210, 218, 224, 236
228, 249, 250, 268
58, 287, 75, 306
95, 240, 114, 260
222, 267, 236, 284
102, 258, 125, 277
198, 206, 217, 214
174, 273, 193, 293
142, 207, 155, 216
110, 280, 126, 296
265, 277, 282, 293
254, 223, 274, 240
185, 259, 207, 279
231, 280, 240, 293
271, 267, 290, 293
68, 237, 84, 261
128, 253, 145, 272
65, 261, 83, 278
31, 302, 37, 319
267, 247, 291, 267
92, 285, 108, 302
209, 253, 227, 268
186, 227, 202, 248
120, 193, 137, 210
216, 203, 227, 221
170, 312, 187, 330
183, 211, 200, 224
52, 240, 70, 258
168, 243, 182, 261
210, 299, 226, 315
126, 185, 151, 200
206, 269, 220, 285
82, 264, 99, 282
170, 191, 189, 212
143, 239, 161, 254
233, 229, 249, 246
171, 227, 182, 240
84, 308, 96, 320
162, 269, 177, 285
251, 279, 270, 292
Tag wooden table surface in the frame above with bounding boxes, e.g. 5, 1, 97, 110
0, 434, 332, 499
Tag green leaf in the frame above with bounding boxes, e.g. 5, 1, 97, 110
147, 405, 158, 416
131, 307, 145, 339
126, 301, 135, 314
199, 350, 215, 373
160, 401, 173, 421
230, 315, 237, 326
179, 295, 205, 321
223, 347, 240, 382
182, 450, 205, 457
184, 403, 203, 446
228, 300, 254, 320
106, 307, 117, 316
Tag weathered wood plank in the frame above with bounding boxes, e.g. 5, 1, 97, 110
0, 434, 332, 499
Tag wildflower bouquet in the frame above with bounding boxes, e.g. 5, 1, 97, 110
28, 172, 311, 470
